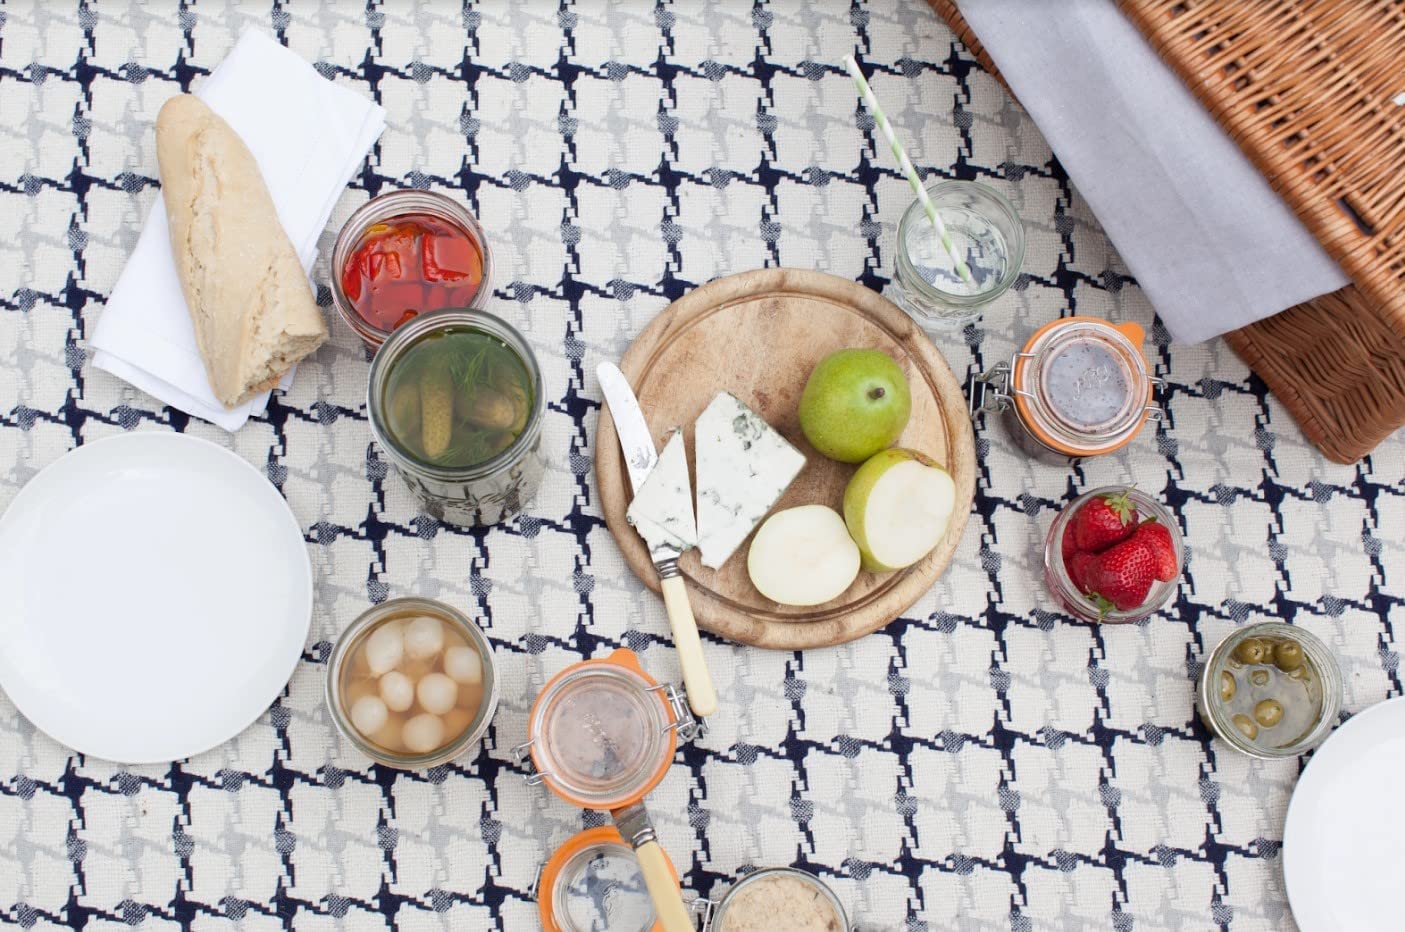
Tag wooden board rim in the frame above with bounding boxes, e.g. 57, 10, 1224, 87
595, 268, 976, 650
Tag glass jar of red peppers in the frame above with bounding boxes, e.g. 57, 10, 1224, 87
1044, 486, 1183, 623
331, 190, 492, 348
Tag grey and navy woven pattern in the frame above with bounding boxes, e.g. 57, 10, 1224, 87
2, 2, 1402, 930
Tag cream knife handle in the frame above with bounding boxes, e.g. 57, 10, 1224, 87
660, 573, 718, 718
633, 838, 692, 932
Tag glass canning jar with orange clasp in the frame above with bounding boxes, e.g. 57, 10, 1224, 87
968, 316, 1164, 463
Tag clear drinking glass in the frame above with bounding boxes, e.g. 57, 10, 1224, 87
889, 180, 1025, 329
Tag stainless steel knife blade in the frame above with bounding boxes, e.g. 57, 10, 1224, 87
597, 361, 658, 495
596, 360, 717, 719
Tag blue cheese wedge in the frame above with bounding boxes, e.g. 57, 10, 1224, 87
626, 429, 697, 556
694, 392, 807, 569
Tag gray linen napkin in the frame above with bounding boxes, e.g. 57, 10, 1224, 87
957, 0, 1348, 344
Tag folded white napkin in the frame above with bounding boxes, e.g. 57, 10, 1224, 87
91, 29, 386, 430
956, 0, 1349, 344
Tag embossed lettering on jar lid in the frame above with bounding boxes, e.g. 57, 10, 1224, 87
1011, 317, 1157, 457
523, 651, 680, 810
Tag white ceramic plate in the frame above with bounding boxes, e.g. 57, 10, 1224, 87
1283, 696, 1405, 931
0, 432, 313, 763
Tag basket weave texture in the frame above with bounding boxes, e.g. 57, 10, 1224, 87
929, 0, 1405, 463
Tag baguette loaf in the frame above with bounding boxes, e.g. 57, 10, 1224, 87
156, 94, 327, 409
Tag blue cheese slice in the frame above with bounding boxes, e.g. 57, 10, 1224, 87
626, 429, 697, 555
694, 392, 807, 569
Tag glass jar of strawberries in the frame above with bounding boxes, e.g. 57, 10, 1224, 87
1044, 486, 1183, 623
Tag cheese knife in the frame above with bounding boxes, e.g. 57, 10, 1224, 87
597, 362, 718, 718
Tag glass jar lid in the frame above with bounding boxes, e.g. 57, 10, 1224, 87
1012, 318, 1154, 456
527, 652, 676, 809
538, 827, 662, 932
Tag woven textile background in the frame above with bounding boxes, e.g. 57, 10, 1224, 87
2, 2, 1402, 930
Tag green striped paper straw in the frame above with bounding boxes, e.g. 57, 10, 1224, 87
844, 54, 971, 282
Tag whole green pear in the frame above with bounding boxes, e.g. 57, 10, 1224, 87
799, 348, 911, 463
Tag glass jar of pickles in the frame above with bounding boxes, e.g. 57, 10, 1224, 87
1197, 623, 1342, 758
326, 597, 500, 769
969, 317, 1163, 462
332, 190, 493, 348
367, 307, 545, 527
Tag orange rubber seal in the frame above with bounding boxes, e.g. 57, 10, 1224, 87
536, 825, 679, 932
1011, 316, 1152, 458
527, 648, 679, 812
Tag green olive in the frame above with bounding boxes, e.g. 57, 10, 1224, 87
1232, 714, 1259, 741
1234, 638, 1267, 665
1249, 669, 1270, 688
1219, 671, 1237, 702
1254, 699, 1284, 728
1287, 665, 1311, 681
1274, 641, 1304, 672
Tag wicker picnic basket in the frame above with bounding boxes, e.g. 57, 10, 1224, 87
930, 0, 1405, 463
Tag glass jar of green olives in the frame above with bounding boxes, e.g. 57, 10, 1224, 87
1196, 623, 1342, 759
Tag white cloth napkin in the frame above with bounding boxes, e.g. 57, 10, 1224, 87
91, 30, 385, 430
956, 0, 1349, 344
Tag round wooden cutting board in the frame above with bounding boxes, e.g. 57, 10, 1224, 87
596, 268, 976, 649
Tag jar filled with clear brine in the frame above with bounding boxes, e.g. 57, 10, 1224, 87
367, 308, 545, 526
968, 316, 1163, 463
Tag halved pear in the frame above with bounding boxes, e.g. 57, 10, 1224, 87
747, 505, 861, 606
843, 448, 956, 572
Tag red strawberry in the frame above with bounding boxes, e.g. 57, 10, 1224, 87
1085, 537, 1156, 615
1066, 551, 1097, 593
1061, 523, 1077, 561
1071, 488, 1139, 553
1133, 519, 1178, 582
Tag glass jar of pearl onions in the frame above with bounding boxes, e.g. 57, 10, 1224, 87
326, 597, 499, 769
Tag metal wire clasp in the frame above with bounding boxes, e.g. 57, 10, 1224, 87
650, 683, 706, 742
511, 738, 550, 787
1144, 375, 1168, 423
968, 353, 1038, 418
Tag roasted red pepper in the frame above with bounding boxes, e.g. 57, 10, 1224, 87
341, 212, 483, 333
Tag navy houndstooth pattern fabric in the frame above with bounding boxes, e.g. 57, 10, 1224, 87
2, 2, 1403, 930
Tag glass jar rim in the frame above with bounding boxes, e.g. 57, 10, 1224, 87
894, 179, 1025, 306
527, 662, 674, 808
366, 307, 545, 482
709, 867, 850, 931
330, 189, 494, 346
1013, 318, 1153, 456
542, 827, 662, 932
1046, 487, 1183, 623
325, 597, 500, 769
1200, 622, 1342, 759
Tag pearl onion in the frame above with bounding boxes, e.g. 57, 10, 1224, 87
349, 695, 388, 736
416, 672, 458, 715
363, 622, 404, 676
404, 616, 445, 660
444, 645, 483, 685
378, 671, 415, 712
402, 713, 445, 753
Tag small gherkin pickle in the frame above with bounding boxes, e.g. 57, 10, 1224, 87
457, 389, 516, 430
1254, 698, 1285, 728
1232, 713, 1259, 741
1219, 670, 1236, 702
1274, 640, 1304, 672
1234, 638, 1268, 665
505, 382, 531, 434
420, 367, 456, 458
391, 380, 421, 430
